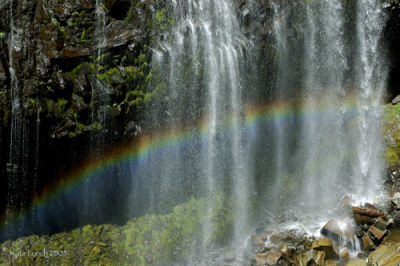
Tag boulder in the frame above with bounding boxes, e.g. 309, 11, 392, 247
252, 234, 265, 246
326, 260, 341, 266
281, 245, 296, 257
391, 192, 400, 210
310, 238, 339, 260
339, 248, 350, 261
392, 95, 400, 105
96, 21, 142, 50
394, 213, 400, 228
362, 235, 376, 251
344, 259, 368, 266
368, 229, 400, 266
61, 47, 90, 58
295, 250, 326, 266
373, 217, 391, 231
321, 216, 355, 242
266, 249, 283, 265
352, 207, 384, 217
257, 252, 268, 264
270, 232, 292, 244
354, 214, 375, 225
368, 225, 387, 241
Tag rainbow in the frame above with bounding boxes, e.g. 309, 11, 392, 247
0, 95, 364, 239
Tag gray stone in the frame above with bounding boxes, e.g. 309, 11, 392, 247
224, 252, 236, 262
251, 234, 265, 246
321, 216, 355, 242
392, 95, 400, 105
391, 192, 400, 209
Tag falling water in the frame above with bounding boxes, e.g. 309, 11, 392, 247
6, 0, 24, 234
144, 0, 252, 250
354, 0, 387, 197
267, 0, 387, 234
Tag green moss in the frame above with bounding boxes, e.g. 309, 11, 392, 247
80, 30, 87, 43
68, 63, 97, 80
145, 72, 152, 83
0, 32, 5, 39
156, 8, 166, 24
57, 98, 68, 113
52, 17, 66, 36
121, 194, 233, 265
138, 54, 146, 63
67, 18, 74, 27
383, 104, 400, 166
29, 98, 36, 108
0, 194, 233, 265
97, 67, 121, 84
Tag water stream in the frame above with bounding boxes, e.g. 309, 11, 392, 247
142, 0, 388, 254
0, 0, 390, 261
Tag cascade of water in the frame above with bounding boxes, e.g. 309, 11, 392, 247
354, 0, 387, 198
144, 0, 250, 250
6, 0, 24, 229
268, 0, 387, 231
300, 0, 349, 210
272, 2, 291, 210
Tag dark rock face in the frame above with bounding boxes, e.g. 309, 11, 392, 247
0, 0, 160, 241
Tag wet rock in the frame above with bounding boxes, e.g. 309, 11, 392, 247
295, 250, 326, 266
89, 75, 115, 96
303, 239, 312, 249
256, 252, 268, 265
321, 216, 355, 242
281, 245, 296, 257
35, 40, 58, 77
252, 234, 265, 246
97, 21, 142, 50
266, 249, 282, 265
310, 238, 339, 260
362, 235, 376, 251
344, 259, 368, 266
61, 47, 90, 58
352, 207, 384, 217
255, 246, 266, 253
392, 95, 400, 105
339, 248, 350, 261
270, 232, 292, 244
354, 214, 375, 225
394, 213, 400, 227
373, 217, 391, 231
110, 73, 125, 86
368, 225, 387, 241
354, 227, 364, 238
71, 93, 87, 112
326, 260, 341, 266
73, 74, 88, 94
105, 0, 117, 9
368, 229, 400, 266
224, 252, 236, 262
391, 192, 400, 209
340, 195, 354, 208
117, 65, 127, 78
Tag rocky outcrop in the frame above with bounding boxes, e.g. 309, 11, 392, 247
0, 0, 172, 241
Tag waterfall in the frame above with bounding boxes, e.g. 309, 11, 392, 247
6, 0, 24, 235
354, 0, 387, 197
0, 0, 391, 259
142, 0, 252, 250
268, 0, 387, 221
